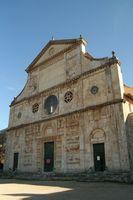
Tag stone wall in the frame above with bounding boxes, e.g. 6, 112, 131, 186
5, 103, 130, 173
126, 113, 133, 170
5, 38, 132, 175
8, 63, 124, 129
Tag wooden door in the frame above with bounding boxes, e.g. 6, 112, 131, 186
93, 143, 105, 171
13, 152, 19, 171
44, 142, 54, 172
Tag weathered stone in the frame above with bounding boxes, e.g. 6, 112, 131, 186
4, 37, 133, 178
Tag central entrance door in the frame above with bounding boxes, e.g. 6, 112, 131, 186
93, 143, 105, 171
44, 142, 54, 172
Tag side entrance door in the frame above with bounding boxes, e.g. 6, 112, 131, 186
13, 152, 19, 171
93, 143, 105, 171
44, 142, 54, 172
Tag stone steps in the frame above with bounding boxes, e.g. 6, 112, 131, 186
1, 171, 133, 183
78, 171, 132, 183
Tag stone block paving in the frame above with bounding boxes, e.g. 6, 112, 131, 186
0, 179, 133, 200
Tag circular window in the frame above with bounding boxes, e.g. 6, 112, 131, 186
64, 91, 73, 103
49, 47, 55, 56
17, 112, 22, 119
90, 86, 99, 95
44, 95, 58, 114
32, 103, 39, 113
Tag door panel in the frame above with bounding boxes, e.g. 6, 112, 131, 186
44, 142, 54, 172
13, 152, 19, 171
93, 143, 105, 171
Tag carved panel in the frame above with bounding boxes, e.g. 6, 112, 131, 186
23, 154, 32, 167
66, 113, 80, 127
57, 118, 66, 129
28, 75, 38, 95
66, 134, 80, 166
23, 125, 37, 167
90, 129, 105, 143
36, 140, 42, 170
13, 131, 20, 150
55, 139, 62, 170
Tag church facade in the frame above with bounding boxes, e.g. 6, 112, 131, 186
4, 37, 133, 174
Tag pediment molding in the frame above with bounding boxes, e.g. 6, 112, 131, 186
26, 38, 86, 73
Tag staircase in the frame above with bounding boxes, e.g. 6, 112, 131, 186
78, 171, 132, 183
1, 170, 133, 183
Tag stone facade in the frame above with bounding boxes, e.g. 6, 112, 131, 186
126, 113, 133, 170
4, 37, 133, 174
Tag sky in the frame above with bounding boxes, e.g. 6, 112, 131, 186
0, 0, 133, 130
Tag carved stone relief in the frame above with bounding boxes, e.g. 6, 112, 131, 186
23, 124, 40, 167
28, 75, 38, 95
57, 118, 66, 129
90, 129, 105, 143
66, 113, 80, 127
13, 131, 20, 150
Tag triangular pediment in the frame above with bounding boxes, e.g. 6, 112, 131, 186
26, 38, 87, 72
34, 43, 72, 66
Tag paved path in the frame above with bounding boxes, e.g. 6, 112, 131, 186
0, 179, 133, 200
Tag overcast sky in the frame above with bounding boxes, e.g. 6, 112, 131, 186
0, 0, 133, 129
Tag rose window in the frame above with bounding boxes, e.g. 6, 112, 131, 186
32, 103, 39, 113
90, 86, 99, 95
64, 91, 73, 103
44, 95, 58, 114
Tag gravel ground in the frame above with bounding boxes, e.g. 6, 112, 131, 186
0, 179, 133, 200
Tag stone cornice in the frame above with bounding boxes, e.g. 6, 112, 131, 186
7, 98, 124, 131
10, 58, 119, 107
124, 94, 133, 103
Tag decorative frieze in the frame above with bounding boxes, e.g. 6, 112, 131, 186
10, 58, 119, 107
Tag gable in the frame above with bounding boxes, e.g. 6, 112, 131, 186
26, 38, 87, 72
34, 43, 72, 66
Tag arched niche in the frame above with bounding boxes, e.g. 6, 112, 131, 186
89, 129, 106, 171
42, 123, 54, 138
41, 121, 58, 139
90, 129, 105, 143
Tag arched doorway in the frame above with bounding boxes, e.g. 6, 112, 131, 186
90, 129, 106, 171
